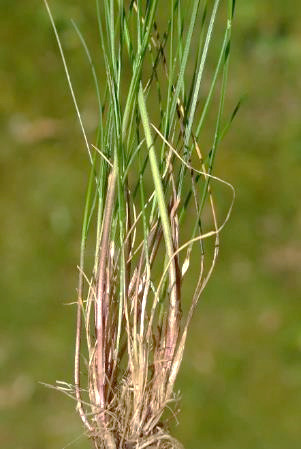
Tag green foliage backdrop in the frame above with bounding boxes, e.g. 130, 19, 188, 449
0, 1, 300, 448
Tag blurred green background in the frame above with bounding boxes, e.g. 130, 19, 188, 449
1, 1, 300, 448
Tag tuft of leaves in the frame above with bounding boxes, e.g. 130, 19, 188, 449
44, 0, 235, 447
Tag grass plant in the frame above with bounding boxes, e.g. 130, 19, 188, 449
44, 0, 236, 447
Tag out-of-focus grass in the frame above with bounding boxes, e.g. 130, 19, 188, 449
0, 1, 300, 448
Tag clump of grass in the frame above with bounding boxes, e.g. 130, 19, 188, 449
44, 0, 236, 448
